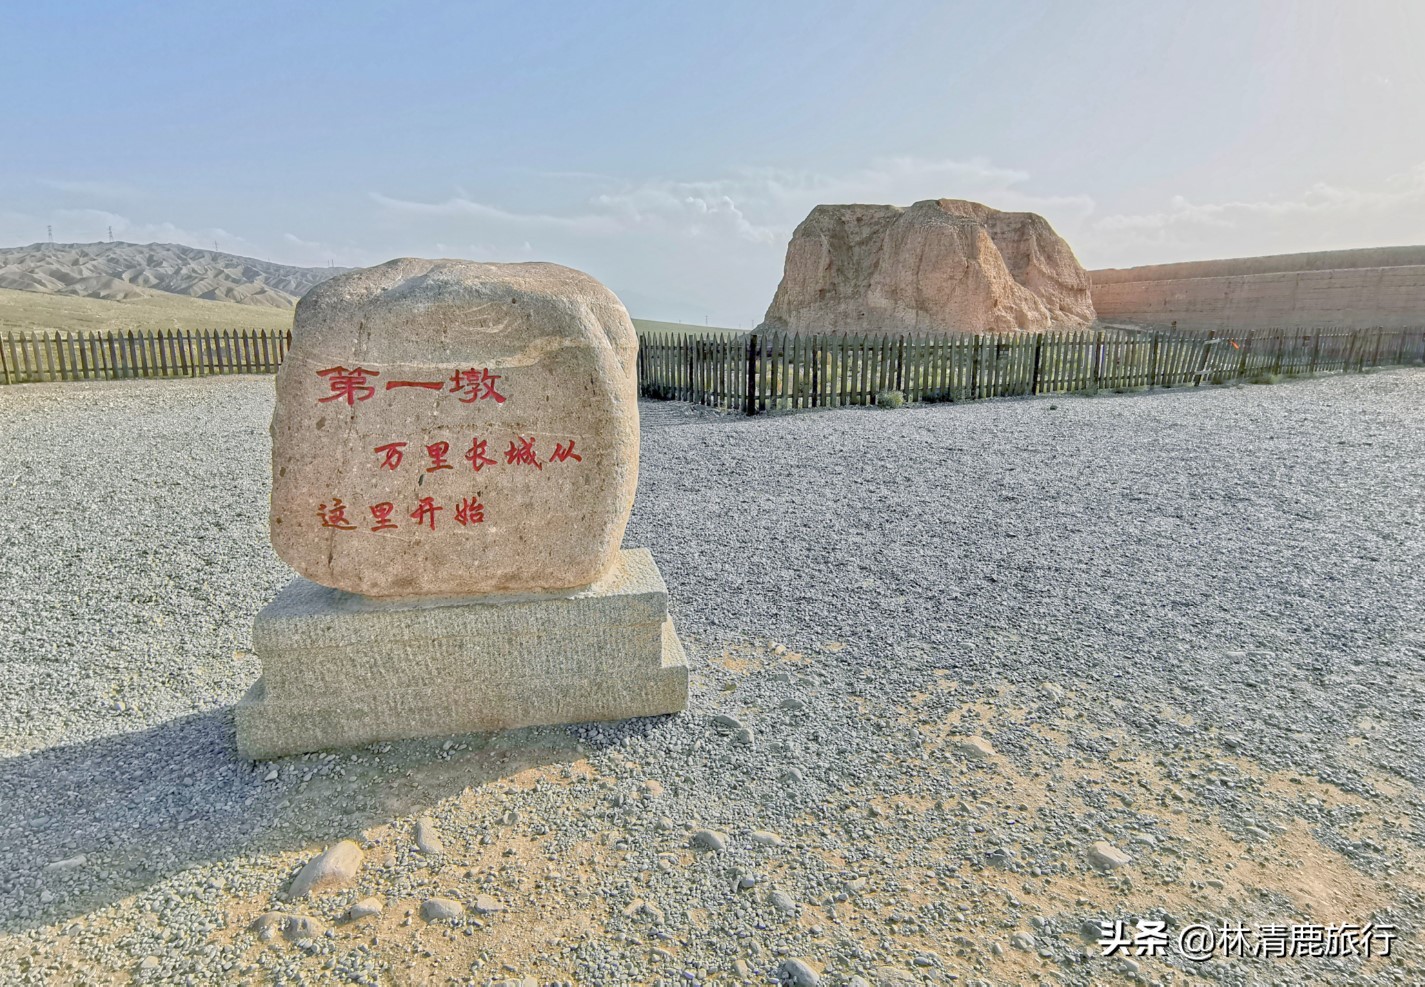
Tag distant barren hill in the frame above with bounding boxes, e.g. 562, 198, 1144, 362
0, 242, 349, 309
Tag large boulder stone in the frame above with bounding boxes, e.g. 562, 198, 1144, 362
759, 198, 1095, 335
269, 258, 639, 597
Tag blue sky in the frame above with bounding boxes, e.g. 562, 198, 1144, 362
4, 0, 1422, 325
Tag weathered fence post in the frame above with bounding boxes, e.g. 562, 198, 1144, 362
810, 336, 821, 407
1093, 329, 1106, 390
1030, 333, 1045, 395
1193, 330, 1217, 386
969, 335, 981, 400
1236, 330, 1254, 381
744, 333, 759, 416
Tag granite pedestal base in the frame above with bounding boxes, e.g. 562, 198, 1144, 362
235, 549, 688, 759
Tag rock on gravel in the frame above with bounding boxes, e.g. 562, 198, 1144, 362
421, 897, 465, 922
347, 896, 384, 920
691, 828, 728, 851
953, 735, 995, 760
414, 816, 444, 855
286, 839, 363, 898
252, 911, 326, 943
1088, 841, 1132, 869
781, 957, 820, 986
473, 893, 505, 915
42, 854, 86, 873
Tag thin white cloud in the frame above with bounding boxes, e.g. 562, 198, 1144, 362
372, 155, 1097, 249
368, 192, 623, 235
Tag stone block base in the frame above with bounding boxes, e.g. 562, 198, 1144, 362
236, 549, 688, 759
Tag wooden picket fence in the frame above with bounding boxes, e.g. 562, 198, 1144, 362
0, 327, 291, 384
4, 325, 1423, 414
638, 326, 1425, 414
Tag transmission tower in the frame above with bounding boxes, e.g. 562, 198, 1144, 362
47, 225, 53, 243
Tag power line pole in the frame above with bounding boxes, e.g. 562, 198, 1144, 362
108, 225, 113, 242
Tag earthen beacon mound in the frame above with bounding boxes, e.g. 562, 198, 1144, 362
759, 198, 1095, 336
237, 259, 688, 759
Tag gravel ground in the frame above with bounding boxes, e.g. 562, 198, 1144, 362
0, 370, 1422, 986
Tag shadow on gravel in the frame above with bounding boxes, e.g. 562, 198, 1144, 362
0, 705, 630, 932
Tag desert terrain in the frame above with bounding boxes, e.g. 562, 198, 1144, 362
0, 370, 1421, 985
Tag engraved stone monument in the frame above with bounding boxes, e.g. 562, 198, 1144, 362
235, 258, 689, 758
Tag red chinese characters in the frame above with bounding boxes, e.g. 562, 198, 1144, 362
315, 366, 507, 408
409, 496, 442, 530
454, 497, 485, 526
317, 431, 585, 539
316, 499, 356, 530
450, 368, 506, 404
505, 435, 543, 470
374, 442, 407, 470
363, 435, 583, 473
465, 437, 497, 471
316, 367, 378, 405
549, 440, 582, 463
369, 502, 398, 531
319, 496, 501, 533
425, 441, 454, 472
